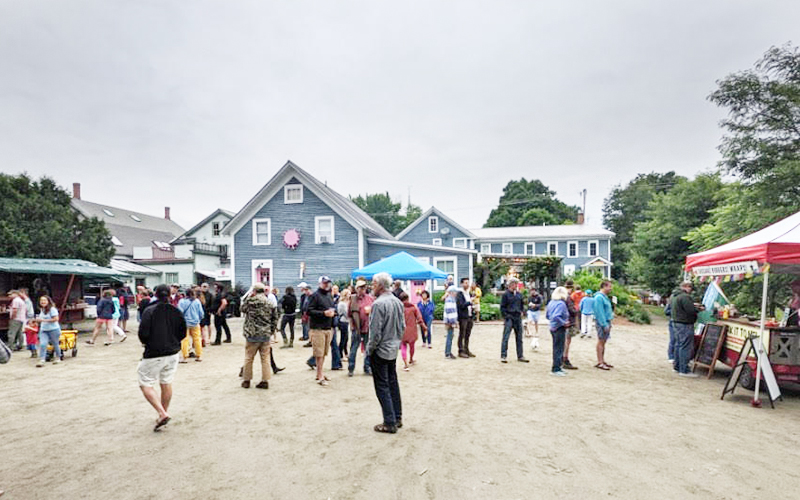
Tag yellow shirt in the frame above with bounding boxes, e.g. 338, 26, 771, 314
471, 287, 482, 304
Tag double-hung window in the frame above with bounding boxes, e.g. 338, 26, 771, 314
588, 240, 599, 257
502, 243, 513, 255
547, 241, 558, 256
428, 216, 439, 233
212, 222, 221, 236
315, 216, 335, 244
524, 242, 535, 255
252, 218, 271, 246
567, 241, 578, 258
480, 243, 491, 254
284, 184, 303, 204
453, 238, 468, 249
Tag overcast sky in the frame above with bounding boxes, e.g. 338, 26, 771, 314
1, 0, 797, 231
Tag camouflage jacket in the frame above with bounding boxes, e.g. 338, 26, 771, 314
241, 293, 278, 342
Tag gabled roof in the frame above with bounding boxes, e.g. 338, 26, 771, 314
581, 256, 614, 267
470, 225, 614, 241
0, 258, 127, 278
224, 160, 394, 239
170, 208, 235, 244
395, 206, 477, 240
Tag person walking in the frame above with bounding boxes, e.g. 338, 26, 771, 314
137, 284, 186, 432
580, 290, 595, 338
546, 287, 570, 377
456, 278, 475, 358
500, 277, 529, 363
6, 290, 27, 350
199, 283, 213, 347
307, 276, 336, 386
443, 286, 459, 359
178, 289, 204, 363
670, 281, 703, 378
367, 272, 405, 434
417, 290, 434, 349
593, 280, 615, 371
400, 292, 426, 371
337, 288, 351, 358
88, 290, 116, 345
211, 284, 231, 345
117, 287, 131, 333
240, 282, 278, 389
110, 289, 128, 342
32, 296, 62, 367
348, 280, 374, 376
526, 289, 543, 350
278, 286, 298, 347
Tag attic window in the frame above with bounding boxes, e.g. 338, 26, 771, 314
130, 215, 141, 222
111, 236, 123, 246
103, 209, 115, 217
284, 185, 303, 204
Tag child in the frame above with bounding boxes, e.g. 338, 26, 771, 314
580, 290, 595, 338
33, 295, 62, 367
443, 286, 459, 360
417, 290, 434, 349
526, 290, 543, 349
400, 292, 426, 371
24, 321, 39, 358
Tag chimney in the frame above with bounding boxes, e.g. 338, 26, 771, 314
72, 182, 81, 200
577, 211, 585, 225
165, 207, 171, 220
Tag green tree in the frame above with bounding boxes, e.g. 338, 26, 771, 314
602, 172, 683, 280
629, 174, 725, 295
399, 203, 423, 232
517, 207, 561, 226
351, 192, 403, 235
484, 179, 579, 227
0, 174, 115, 265
474, 257, 510, 290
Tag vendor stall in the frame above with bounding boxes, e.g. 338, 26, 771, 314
352, 251, 448, 304
686, 210, 800, 405
0, 258, 128, 331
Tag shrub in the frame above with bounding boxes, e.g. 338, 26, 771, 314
618, 302, 651, 324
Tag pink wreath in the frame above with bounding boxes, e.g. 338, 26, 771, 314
283, 228, 301, 249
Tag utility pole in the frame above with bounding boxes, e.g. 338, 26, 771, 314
580, 188, 587, 216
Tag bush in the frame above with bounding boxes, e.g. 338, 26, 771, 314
430, 290, 502, 321
618, 302, 651, 324
478, 304, 501, 321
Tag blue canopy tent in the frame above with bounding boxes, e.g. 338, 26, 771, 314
351, 251, 448, 280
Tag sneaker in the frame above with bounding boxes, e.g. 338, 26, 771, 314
550, 370, 567, 377
458, 353, 470, 359
36, 360, 45, 367
120, 334, 127, 343
666, 359, 674, 363
517, 358, 530, 363
223, 339, 232, 344
427, 345, 432, 349
256, 381, 269, 389
467, 352, 476, 358
348, 371, 354, 377
446, 354, 457, 360
679, 372, 700, 378
562, 360, 578, 370
53, 359, 61, 364
303, 342, 312, 348
501, 358, 508, 363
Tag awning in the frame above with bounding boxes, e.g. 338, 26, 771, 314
110, 259, 160, 275
352, 251, 448, 280
0, 258, 128, 278
196, 268, 232, 281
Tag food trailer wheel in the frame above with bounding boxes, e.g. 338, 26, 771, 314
739, 364, 756, 391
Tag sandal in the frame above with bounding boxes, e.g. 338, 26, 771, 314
604, 363, 614, 368
374, 424, 398, 434
595, 363, 610, 371
403, 366, 410, 372
317, 379, 329, 386
153, 416, 171, 432
85, 340, 94, 345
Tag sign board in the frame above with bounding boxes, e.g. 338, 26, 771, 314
753, 336, 782, 404
691, 260, 759, 277
694, 324, 726, 378
549, 281, 557, 289
721, 335, 783, 408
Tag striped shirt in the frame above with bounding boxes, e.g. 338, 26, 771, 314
444, 295, 458, 325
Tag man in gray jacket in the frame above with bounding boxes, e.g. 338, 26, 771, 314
367, 272, 405, 434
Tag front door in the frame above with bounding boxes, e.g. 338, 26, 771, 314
252, 259, 273, 289
256, 267, 271, 287
409, 280, 427, 304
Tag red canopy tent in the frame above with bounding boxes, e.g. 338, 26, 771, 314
685, 210, 800, 405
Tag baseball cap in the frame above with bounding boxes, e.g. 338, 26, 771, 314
319, 276, 332, 284
447, 285, 459, 293
355, 279, 367, 288
298, 282, 309, 289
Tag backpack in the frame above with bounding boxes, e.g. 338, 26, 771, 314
0, 338, 11, 364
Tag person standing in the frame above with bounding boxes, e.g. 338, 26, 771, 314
307, 276, 336, 386
526, 289, 543, 350
562, 282, 579, 370
211, 284, 231, 345
670, 281, 702, 378
240, 282, 278, 389
546, 287, 570, 377
443, 286, 459, 359
367, 272, 405, 433
348, 280, 374, 376
664, 298, 675, 363
470, 282, 482, 322
32, 296, 62, 367
299, 283, 312, 344
593, 280, 615, 371
7, 291, 27, 351
500, 278, 529, 363
117, 287, 130, 333
278, 286, 298, 347
417, 290, 434, 349
178, 289, 204, 363
199, 283, 213, 347
168, 284, 182, 308
400, 292, 426, 371
337, 288, 351, 358
20, 287, 35, 326
137, 284, 186, 432
391, 280, 404, 299
456, 278, 475, 358
580, 290, 595, 339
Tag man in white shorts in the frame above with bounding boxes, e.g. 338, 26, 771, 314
137, 284, 187, 432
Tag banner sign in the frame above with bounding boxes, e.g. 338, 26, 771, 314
691, 261, 760, 277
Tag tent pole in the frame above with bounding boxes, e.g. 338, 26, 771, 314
753, 268, 769, 405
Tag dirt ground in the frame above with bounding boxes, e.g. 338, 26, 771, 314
2, 313, 799, 500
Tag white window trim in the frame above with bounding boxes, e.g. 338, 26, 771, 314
315, 216, 335, 244
283, 184, 304, 204
547, 241, 559, 256
480, 243, 491, 254
432, 238, 442, 246
502, 242, 513, 255
524, 242, 535, 256
252, 218, 271, 246
428, 216, 439, 233
433, 256, 457, 290
567, 240, 578, 258
251, 259, 274, 288
588, 239, 599, 257
453, 237, 468, 249
212, 222, 221, 237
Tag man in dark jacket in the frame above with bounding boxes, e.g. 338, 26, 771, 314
500, 278, 529, 363
306, 276, 336, 385
456, 278, 474, 358
670, 281, 703, 377
137, 284, 186, 432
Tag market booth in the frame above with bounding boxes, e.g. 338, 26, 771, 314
685, 211, 800, 406
0, 258, 128, 331
352, 251, 448, 304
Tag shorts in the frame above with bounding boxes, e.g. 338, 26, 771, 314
137, 353, 180, 387
527, 311, 539, 323
310, 329, 332, 358
568, 323, 580, 337
200, 312, 211, 327
596, 322, 611, 340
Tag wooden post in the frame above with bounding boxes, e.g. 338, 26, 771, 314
60, 274, 76, 312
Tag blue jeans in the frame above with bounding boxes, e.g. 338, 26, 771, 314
550, 326, 566, 372
307, 328, 342, 369
667, 320, 675, 360
338, 320, 349, 357
348, 333, 372, 374
301, 321, 310, 341
39, 328, 61, 361
501, 316, 523, 359
673, 323, 694, 374
421, 318, 433, 345
371, 354, 402, 426
445, 325, 455, 356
